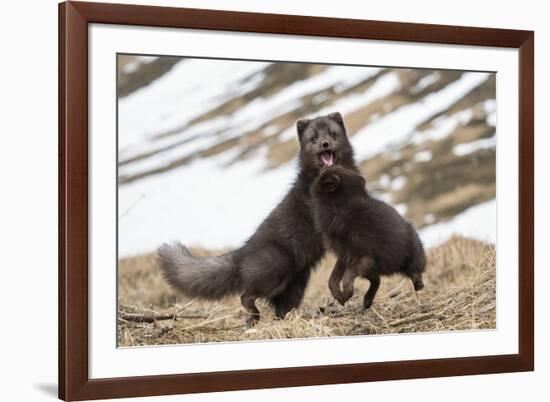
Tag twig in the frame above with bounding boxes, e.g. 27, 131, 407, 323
119, 311, 206, 323
370, 306, 390, 331
176, 299, 196, 311
389, 312, 435, 327
385, 279, 406, 298
179, 314, 236, 332
118, 193, 146, 221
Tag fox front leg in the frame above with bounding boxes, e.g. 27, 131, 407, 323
329, 258, 348, 306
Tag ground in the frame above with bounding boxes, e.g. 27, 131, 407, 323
117, 235, 495, 346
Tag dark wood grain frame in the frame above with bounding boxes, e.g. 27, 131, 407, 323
59, 1, 534, 400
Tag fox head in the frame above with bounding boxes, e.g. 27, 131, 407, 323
296, 112, 355, 175
312, 165, 366, 198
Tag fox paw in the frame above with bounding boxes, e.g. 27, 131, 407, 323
334, 294, 348, 306
245, 315, 260, 328
363, 298, 374, 310
341, 291, 354, 304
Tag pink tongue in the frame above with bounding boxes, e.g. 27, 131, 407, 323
322, 152, 334, 166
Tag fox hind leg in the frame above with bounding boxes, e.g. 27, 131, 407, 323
328, 258, 348, 305
363, 274, 380, 310
341, 268, 357, 303
271, 269, 311, 319
240, 293, 260, 327
341, 256, 374, 305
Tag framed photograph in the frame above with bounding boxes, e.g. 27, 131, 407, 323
59, 1, 534, 400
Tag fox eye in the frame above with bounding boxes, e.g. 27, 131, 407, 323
329, 130, 337, 138
311, 133, 319, 142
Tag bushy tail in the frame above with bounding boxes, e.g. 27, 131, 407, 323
157, 242, 242, 300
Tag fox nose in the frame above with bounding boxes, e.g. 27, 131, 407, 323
322, 141, 330, 149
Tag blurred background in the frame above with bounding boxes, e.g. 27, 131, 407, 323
117, 55, 496, 258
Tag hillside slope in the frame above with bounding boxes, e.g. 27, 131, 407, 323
118, 57, 497, 257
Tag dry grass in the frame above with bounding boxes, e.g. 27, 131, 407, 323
117, 236, 495, 347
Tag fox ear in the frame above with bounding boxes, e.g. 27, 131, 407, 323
297, 118, 310, 139
328, 112, 344, 126
319, 172, 342, 193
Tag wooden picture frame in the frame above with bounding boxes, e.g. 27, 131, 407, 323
59, 1, 534, 400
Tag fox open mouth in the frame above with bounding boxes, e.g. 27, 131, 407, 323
319, 151, 335, 167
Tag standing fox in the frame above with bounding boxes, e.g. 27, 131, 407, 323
158, 112, 359, 326
311, 166, 426, 308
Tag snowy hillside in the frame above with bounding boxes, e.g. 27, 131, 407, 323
118, 56, 496, 257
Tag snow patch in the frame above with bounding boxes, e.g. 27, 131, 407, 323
263, 125, 280, 136
414, 150, 432, 162
424, 214, 435, 224
118, 147, 297, 257
279, 71, 402, 142
395, 203, 408, 215
121, 64, 388, 172
119, 59, 270, 154
390, 176, 407, 191
453, 136, 496, 156
412, 108, 473, 145
419, 200, 496, 247
378, 174, 391, 188
411, 72, 440, 94
352, 72, 490, 160
484, 99, 497, 127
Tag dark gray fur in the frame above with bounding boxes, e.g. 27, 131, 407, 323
157, 112, 358, 325
311, 166, 426, 309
